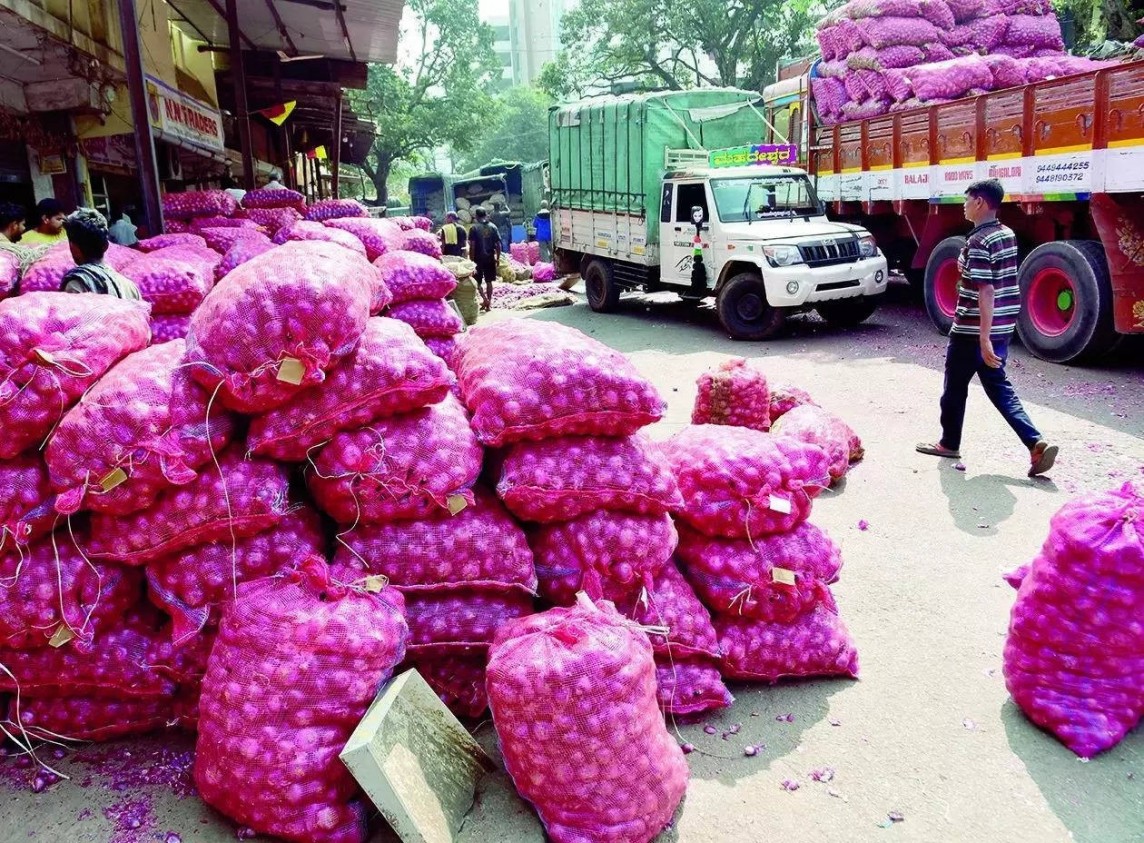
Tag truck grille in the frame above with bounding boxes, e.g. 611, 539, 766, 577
799, 237, 860, 267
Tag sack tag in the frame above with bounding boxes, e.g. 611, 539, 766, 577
772, 567, 797, 586
277, 357, 305, 385
768, 494, 793, 515
99, 467, 129, 492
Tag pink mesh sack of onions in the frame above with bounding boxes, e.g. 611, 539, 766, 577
9, 695, 174, 742
47, 340, 236, 517
332, 486, 536, 594
841, 99, 891, 120
487, 597, 689, 843
655, 658, 733, 717
531, 511, 676, 605
844, 72, 872, 103
162, 190, 237, 220
811, 77, 847, 120
816, 23, 841, 61
194, 559, 407, 843
717, 593, 860, 682
771, 403, 863, 483
146, 506, 325, 645
497, 433, 683, 522
307, 393, 482, 525
325, 218, 405, 261
84, 445, 290, 566
216, 236, 275, 281
411, 216, 433, 231
389, 216, 418, 231
984, 53, 1028, 88
403, 590, 534, 653
455, 319, 665, 446
0, 454, 56, 562
406, 653, 489, 719
674, 520, 842, 622
692, 357, 771, 431
768, 382, 818, 422
388, 298, 464, 339
532, 262, 556, 282
616, 562, 721, 661
663, 425, 831, 539
303, 198, 368, 222
1002, 13, 1063, 49
1002, 483, 1144, 759
0, 531, 141, 649
509, 242, 531, 264
165, 220, 189, 233
185, 241, 373, 413
122, 256, 213, 315
0, 250, 18, 299
970, 14, 1010, 48
899, 55, 994, 101
198, 227, 269, 255
373, 251, 457, 304
151, 313, 192, 343
856, 15, 939, 47
189, 216, 263, 233
425, 336, 459, 369
242, 187, 306, 210
19, 243, 137, 292
400, 229, 444, 260
277, 220, 368, 259
247, 318, 449, 461
945, 0, 984, 21
244, 206, 301, 234
0, 293, 150, 460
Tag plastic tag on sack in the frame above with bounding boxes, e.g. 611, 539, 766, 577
276, 357, 305, 385
49, 623, 75, 648
364, 575, 387, 593
447, 494, 468, 516
32, 348, 56, 365
772, 567, 797, 586
99, 467, 129, 492
768, 494, 793, 514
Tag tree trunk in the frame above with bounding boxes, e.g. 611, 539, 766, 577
371, 157, 392, 207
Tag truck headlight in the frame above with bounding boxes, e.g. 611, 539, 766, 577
858, 235, 878, 258
763, 245, 804, 267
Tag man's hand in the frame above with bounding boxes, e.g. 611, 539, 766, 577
981, 337, 1002, 368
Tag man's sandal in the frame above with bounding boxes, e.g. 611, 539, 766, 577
916, 442, 961, 458
1028, 441, 1058, 477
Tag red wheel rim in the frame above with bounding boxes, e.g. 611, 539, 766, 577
934, 258, 960, 319
1027, 267, 1075, 337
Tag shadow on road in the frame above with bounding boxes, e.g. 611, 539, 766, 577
1000, 700, 1144, 843
937, 463, 1059, 536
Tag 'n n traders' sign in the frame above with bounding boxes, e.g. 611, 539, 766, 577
146, 75, 225, 155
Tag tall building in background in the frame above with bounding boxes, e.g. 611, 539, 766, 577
508, 0, 566, 86
486, 14, 516, 91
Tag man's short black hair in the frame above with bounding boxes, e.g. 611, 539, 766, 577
965, 179, 1004, 210
35, 197, 64, 221
63, 208, 111, 261
474, 207, 488, 220
0, 202, 25, 229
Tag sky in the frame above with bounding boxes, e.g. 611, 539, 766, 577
479, 0, 509, 19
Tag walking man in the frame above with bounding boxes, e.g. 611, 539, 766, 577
467, 207, 501, 313
492, 202, 512, 254
916, 179, 1058, 477
439, 211, 465, 257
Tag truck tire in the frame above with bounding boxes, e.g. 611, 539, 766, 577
1016, 240, 1118, 364
583, 258, 620, 313
716, 272, 785, 341
816, 295, 882, 328
923, 236, 966, 335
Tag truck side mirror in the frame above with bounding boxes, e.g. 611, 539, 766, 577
691, 205, 705, 225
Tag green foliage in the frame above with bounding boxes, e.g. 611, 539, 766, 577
350, 0, 500, 203
457, 87, 554, 171
1054, 0, 1143, 47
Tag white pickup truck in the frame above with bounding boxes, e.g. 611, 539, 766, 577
549, 90, 889, 339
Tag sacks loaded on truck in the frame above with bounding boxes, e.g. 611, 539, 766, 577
548, 89, 890, 340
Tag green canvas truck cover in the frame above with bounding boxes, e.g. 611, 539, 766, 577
548, 89, 766, 246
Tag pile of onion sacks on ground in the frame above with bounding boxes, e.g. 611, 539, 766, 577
1, 191, 869, 843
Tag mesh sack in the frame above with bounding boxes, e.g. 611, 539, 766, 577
388, 216, 418, 231
983, 0, 1051, 14
406, 653, 488, 719
150, 313, 192, 344
841, 99, 891, 120
331, 486, 536, 594
325, 218, 406, 261
307, 393, 482, 525
248, 318, 451, 461
675, 520, 842, 621
617, 562, 721, 660
121, 256, 213, 315
404, 590, 534, 652
373, 251, 458, 304
487, 598, 689, 843
449, 277, 480, 327
817, 23, 841, 60
837, 17, 865, 51
146, 244, 221, 277
856, 16, 939, 47
410, 216, 433, 231
278, 221, 369, 260
497, 433, 682, 522
199, 227, 269, 256
165, 220, 189, 234
817, 59, 849, 78
984, 53, 1028, 87
717, 595, 860, 682
859, 69, 890, 101
185, 241, 372, 413
138, 233, 208, 252
441, 255, 476, 280
771, 403, 864, 483
242, 187, 306, 210
938, 23, 977, 46
455, 319, 665, 447
1055, 57, 1117, 75
19, 245, 77, 293
970, 14, 1010, 49
811, 77, 848, 121
0, 454, 55, 562
1021, 56, 1066, 82
1003, 483, 1144, 758
945, 0, 984, 21
401, 229, 444, 260
845, 72, 872, 103
532, 262, 556, 282
0, 532, 141, 649
244, 207, 302, 234
693, 359, 772, 431
919, 0, 956, 28
425, 336, 460, 368
768, 383, 818, 422
844, 0, 925, 18
387, 298, 464, 340
531, 511, 676, 606
1004, 14, 1064, 49
655, 657, 733, 717
303, 198, 368, 222
84, 445, 290, 566
216, 236, 275, 281
510, 242, 531, 264
8, 695, 173, 741
47, 340, 236, 517
847, 45, 925, 69
194, 560, 407, 843
162, 191, 238, 220
662, 425, 831, 539
0, 250, 18, 299
189, 217, 263, 233
146, 506, 325, 645
0, 293, 151, 460
900, 55, 994, 101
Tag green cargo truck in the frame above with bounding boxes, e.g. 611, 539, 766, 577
549, 89, 888, 339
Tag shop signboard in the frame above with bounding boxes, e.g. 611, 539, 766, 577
145, 75, 225, 155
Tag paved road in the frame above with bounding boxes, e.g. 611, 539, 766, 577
3, 281, 1141, 843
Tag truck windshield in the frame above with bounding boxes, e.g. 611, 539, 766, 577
711, 175, 819, 222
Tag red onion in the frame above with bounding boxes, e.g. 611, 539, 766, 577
303, 198, 368, 222
387, 298, 464, 340
277, 220, 368, 260
161, 190, 238, 221
0, 453, 55, 562
138, 233, 207, 253
654, 658, 733, 717
150, 313, 192, 344
373, 251, 457, 304
403, 590, 534, 652
242, 188, 306, 211
772, 404, 864, 483
10, 695, 174, 742
692, 357, 771, 431
122, 256, 213, 315
404, 653, 488, 719
400, 229, 443, 259
325, 218, 405, 261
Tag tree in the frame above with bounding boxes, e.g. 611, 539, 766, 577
540, 0, 832, 99
457, 87, 554, 171
351, 0, 499, 204
1054, 0, 1143, 47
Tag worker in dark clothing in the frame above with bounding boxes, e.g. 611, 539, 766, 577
0, 202, 26, 243
439, 211, 466, 257
467, 207, 501, 313
492, 202, 512, 253
59, 208, 141, 299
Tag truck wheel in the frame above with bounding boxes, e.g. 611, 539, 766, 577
1016, 240, 1118, 364
716, 272, 785, 341
923, 236, 966, 335
816, 295, 882, 328
583, 259, 620, 313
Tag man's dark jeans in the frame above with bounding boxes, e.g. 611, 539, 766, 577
940, 334, 1041, 452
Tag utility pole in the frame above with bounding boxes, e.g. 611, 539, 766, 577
116, 0, 164, 233
331, 92, 343, 197
226, 0, 255, 190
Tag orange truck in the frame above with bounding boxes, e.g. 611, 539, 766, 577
760, 58, 1144, 363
